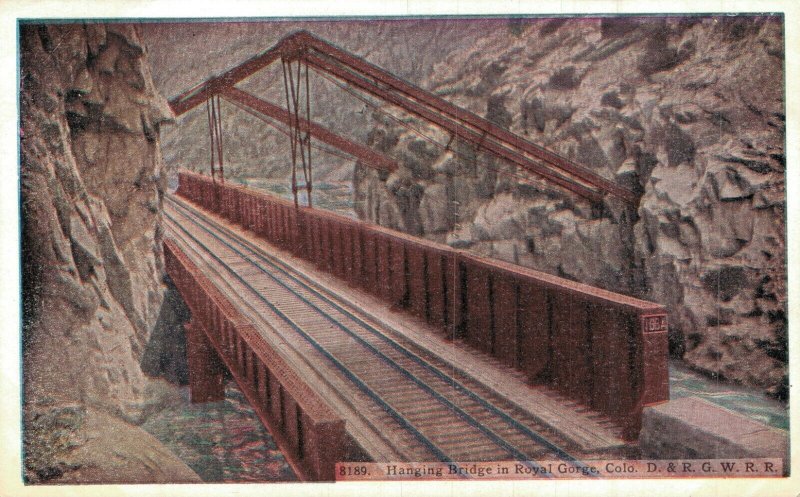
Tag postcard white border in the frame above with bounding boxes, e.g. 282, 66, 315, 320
2, 1, 797, 496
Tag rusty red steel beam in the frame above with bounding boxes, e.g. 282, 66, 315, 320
292, 30, 637, 204
178, 169, 656, 313
220, 86, 399, 172
164, 237, 345, 480
175, 170, 669, 438
460, 251, 664, 314
168, 34, 304, 116
302, 53, 605, 204
169, 30, 636, 204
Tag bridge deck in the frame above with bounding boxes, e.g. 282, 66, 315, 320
165, 195, 633, 465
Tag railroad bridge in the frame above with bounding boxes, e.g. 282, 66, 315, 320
163, 30, 669, 481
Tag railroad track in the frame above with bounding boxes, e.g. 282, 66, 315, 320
165, 194, 598, 472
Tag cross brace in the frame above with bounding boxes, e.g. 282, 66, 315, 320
168, 30, 637, 205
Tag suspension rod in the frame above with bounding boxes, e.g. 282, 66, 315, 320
216, 95, 225, 183
281, 59, 299, 207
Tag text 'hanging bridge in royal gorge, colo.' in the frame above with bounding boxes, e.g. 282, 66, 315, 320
163, 30, 669, 481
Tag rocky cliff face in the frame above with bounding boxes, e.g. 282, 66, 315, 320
354, 17, 786, 397
20, 23, 195, 482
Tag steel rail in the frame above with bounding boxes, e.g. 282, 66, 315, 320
165, 207, 454, 466
167, 205, 503, 468
166, 217, 412, 465
167, 194, 593, 472
166, 201, 548, 468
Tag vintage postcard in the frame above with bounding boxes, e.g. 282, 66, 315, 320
4, 1, 797, 496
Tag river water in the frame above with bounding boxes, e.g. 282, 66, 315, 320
141, 382, 297, 482
139, 364, 787, 482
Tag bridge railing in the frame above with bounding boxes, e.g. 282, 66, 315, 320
164, 237, 345, 480
176, 170, 668, 438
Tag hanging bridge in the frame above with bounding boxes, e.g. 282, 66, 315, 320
163, 30, 669, 481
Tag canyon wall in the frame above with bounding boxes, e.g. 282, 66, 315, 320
20, 23, 197, 482
354, 17, 786, 397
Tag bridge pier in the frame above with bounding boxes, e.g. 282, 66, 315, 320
185, 319, 226, 403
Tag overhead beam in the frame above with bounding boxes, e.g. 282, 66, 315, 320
304, 53, 604, 203
294, 30, 637, 204
168, 29, 636, 204
221, 86, 399, 172
168, 35, 305, 116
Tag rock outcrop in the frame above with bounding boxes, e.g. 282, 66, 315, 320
354, 17, 786, 397
20, 23, 190, 482
23, 402, 200, 483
